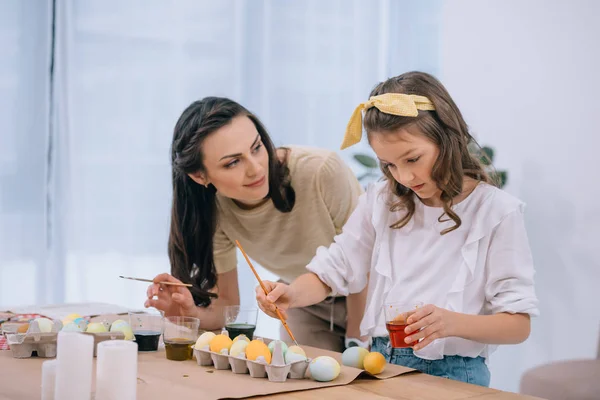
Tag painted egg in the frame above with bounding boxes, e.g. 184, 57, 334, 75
268, 340, 288, 356
245, 340, 272, 364
194, 332, 216, 349
109, 320, 134, 340
309, 356, 341, 382
72, 318, 88, 327
232, 334, 250, 343
34, 318, 54, 333
209, 334, 233, 353
86, 322, 108, 333
341, 346, 369, 369
17, 323, 29, 333
363, 351, 386, 375
285, 350, 307, 364
229, 339, 249, 357
62, 321, 84, 332
65, 313, 81, 321
287, 345, 306, 357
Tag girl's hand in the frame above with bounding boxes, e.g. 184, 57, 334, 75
404, 304, 456, 351
255, 281, 295, 320
144, 273, 198, 318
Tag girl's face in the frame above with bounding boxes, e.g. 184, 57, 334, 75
369, 126, 441, 206
188, 115, 270, 206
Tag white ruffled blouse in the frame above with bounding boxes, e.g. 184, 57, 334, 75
306, 181, 539, 360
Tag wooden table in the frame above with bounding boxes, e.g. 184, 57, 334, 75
0, 348, 543, 400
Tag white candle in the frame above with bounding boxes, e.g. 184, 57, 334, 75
95, 340, 138, 400
54, 332, 93, 400
41, 359, 57, 400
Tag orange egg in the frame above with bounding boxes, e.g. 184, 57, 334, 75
245, 340, 272, 364
17, 323, 29, 333
209, 334, 233, 353
363, 352, 386, 375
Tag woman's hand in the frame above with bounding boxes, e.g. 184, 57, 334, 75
255, 281, 296, 320
404, 304, 456, 351
144, 273, 198, 318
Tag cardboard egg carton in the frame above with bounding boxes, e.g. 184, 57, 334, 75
5, 319, 125, 358
193, 339, 311, 383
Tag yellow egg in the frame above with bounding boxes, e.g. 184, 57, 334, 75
363, 352, 386, 375
341, 346, 370, 369
309, 356, 341, 382
229, 339, 249, 357
287, 345, 306, 357
86, 322, 108, 333
65, 313, 81, 321
245, 340, 272, 364
232, 334, 250, 343
209, 334, 233, 353
35, 318, 54, 333
195, 332, 216, 349
17, 323, 29, 333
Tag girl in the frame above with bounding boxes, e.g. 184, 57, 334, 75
144, 97, 370, 351
255, 72, 539, 386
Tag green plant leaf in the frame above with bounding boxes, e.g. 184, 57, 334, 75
496, 170, 507, 188
353, 153, 379, 169
482, 146, 494, 163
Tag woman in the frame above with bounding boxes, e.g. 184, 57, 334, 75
144, 97, 369, 351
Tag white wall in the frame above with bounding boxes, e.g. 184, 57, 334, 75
440, 0, 600, 392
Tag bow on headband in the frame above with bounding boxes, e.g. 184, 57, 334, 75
340, 93, 435, 150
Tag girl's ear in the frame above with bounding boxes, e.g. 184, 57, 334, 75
188, 172, 209, 187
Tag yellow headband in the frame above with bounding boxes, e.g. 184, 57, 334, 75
340, 93, 435, 150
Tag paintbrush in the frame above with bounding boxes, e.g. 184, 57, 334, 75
118, 275, 218, 298
234, 240, 300, 347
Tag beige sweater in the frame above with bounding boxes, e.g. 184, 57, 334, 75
213, 146, 363, 284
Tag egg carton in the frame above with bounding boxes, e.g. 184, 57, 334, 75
5, 319, 125, 358
193, 339, 311, 383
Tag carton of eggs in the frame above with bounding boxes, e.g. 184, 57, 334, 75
192, 332, 311, 382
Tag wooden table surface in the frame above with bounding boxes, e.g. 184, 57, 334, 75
0, 349, 543, 400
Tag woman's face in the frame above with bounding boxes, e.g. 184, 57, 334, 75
189, 115, 270, 205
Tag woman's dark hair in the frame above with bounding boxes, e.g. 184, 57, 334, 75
169, 97, 295, 306
363, 71, 494, 234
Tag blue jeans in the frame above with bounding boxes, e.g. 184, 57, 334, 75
371, 337, 491, 387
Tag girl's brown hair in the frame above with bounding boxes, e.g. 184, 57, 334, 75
363, 71, 495, 234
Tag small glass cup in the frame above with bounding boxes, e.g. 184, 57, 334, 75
384, 301, 423, 348
223, 306, 258, 341
128, 312, 164, 352
163, 316, 200, 361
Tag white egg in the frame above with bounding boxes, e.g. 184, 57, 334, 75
109, 321, 134, 340
229, 339, 249, 357
341, 346, 369, 369
285, 350, 307, 364
194, 332, 216, 349
309, 356, 341, 382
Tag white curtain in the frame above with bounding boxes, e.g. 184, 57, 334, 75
41, 0, 442, 314
0, 0, 53, 306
